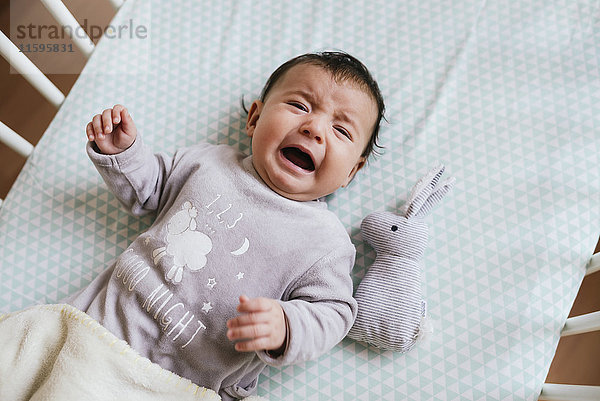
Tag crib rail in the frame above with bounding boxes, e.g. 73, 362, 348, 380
0, 31, 65, 108
539, 384, 600, 401
540, 252, 600, 401
561, 311, 600, 337
586, 252, 600, 276
557, 256, 600, 336
40, 0, 95, 57
0, 121, 34, 158
0, 0, 124, 205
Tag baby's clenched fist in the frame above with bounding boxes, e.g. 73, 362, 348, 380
86, 104, 137, 155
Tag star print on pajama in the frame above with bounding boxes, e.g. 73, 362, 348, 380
202, 302, 213, 313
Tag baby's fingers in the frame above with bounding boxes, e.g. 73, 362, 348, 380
227, 321, 281, 352
227, 322, 269, 342
232, 336, 273, 352
101, 108, 114, 134
236, 296, 273, 313
86, 122, 95, 141
111, 104, 124, 125
109, 104, 137, 139
227, 311, 269, 329
91, 114, 104, 139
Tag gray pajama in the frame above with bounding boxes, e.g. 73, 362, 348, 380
67, 137, 357, 400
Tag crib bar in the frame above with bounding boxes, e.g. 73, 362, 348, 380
0, 121, 34, 158
0, 31, 65, 108
586, 252, 600, 276
561, 311, 600, 337
539, 384, 600, 401
40, 0, 95, 58
107, 0, 125, 10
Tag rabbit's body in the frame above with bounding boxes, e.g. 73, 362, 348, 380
348, 165, 454, 352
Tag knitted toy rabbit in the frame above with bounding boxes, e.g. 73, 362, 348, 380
348, 164, 455, 352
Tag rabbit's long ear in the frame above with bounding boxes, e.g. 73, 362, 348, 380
403, 164, 455, 218
414, 175, 455, 218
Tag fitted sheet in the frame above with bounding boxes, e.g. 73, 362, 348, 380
1, 0, 599, 399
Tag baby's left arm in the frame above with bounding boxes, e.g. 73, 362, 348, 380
251, 247, 358, 366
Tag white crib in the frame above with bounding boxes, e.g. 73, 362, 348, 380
1, 1, 599, 400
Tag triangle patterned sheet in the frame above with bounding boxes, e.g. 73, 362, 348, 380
1, 0, 599, 399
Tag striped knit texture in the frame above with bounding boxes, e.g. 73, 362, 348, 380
348, 213, 428, 352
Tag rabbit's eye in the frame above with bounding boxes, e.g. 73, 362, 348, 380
391, 225, 398, 232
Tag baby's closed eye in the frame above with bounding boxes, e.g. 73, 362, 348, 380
333, 126, 351, 140
287, 101, 308, 112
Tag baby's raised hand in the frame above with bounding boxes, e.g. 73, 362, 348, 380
227, 295, 287, 355
86, 104, 137, 155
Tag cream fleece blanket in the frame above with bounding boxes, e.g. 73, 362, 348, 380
0, 304, 265, 401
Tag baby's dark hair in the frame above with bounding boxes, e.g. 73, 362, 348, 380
253, 51, 385, 160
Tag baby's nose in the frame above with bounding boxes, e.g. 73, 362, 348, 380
302, 128, 322, 143
300, 119, 324, 143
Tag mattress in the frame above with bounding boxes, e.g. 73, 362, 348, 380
1, 0, 599, 399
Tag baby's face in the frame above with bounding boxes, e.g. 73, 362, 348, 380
246, 64, 377, 201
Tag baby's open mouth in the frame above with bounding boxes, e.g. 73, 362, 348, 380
281, 147, 315, 171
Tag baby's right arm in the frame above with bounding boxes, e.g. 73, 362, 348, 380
84, 104, 170, 216
86, 104, 137, 155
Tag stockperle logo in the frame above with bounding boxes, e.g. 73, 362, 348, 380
9, 0, 150, 74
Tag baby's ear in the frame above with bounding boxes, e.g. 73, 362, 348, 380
246, 100, 263, 137
342, 156, 366, 188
